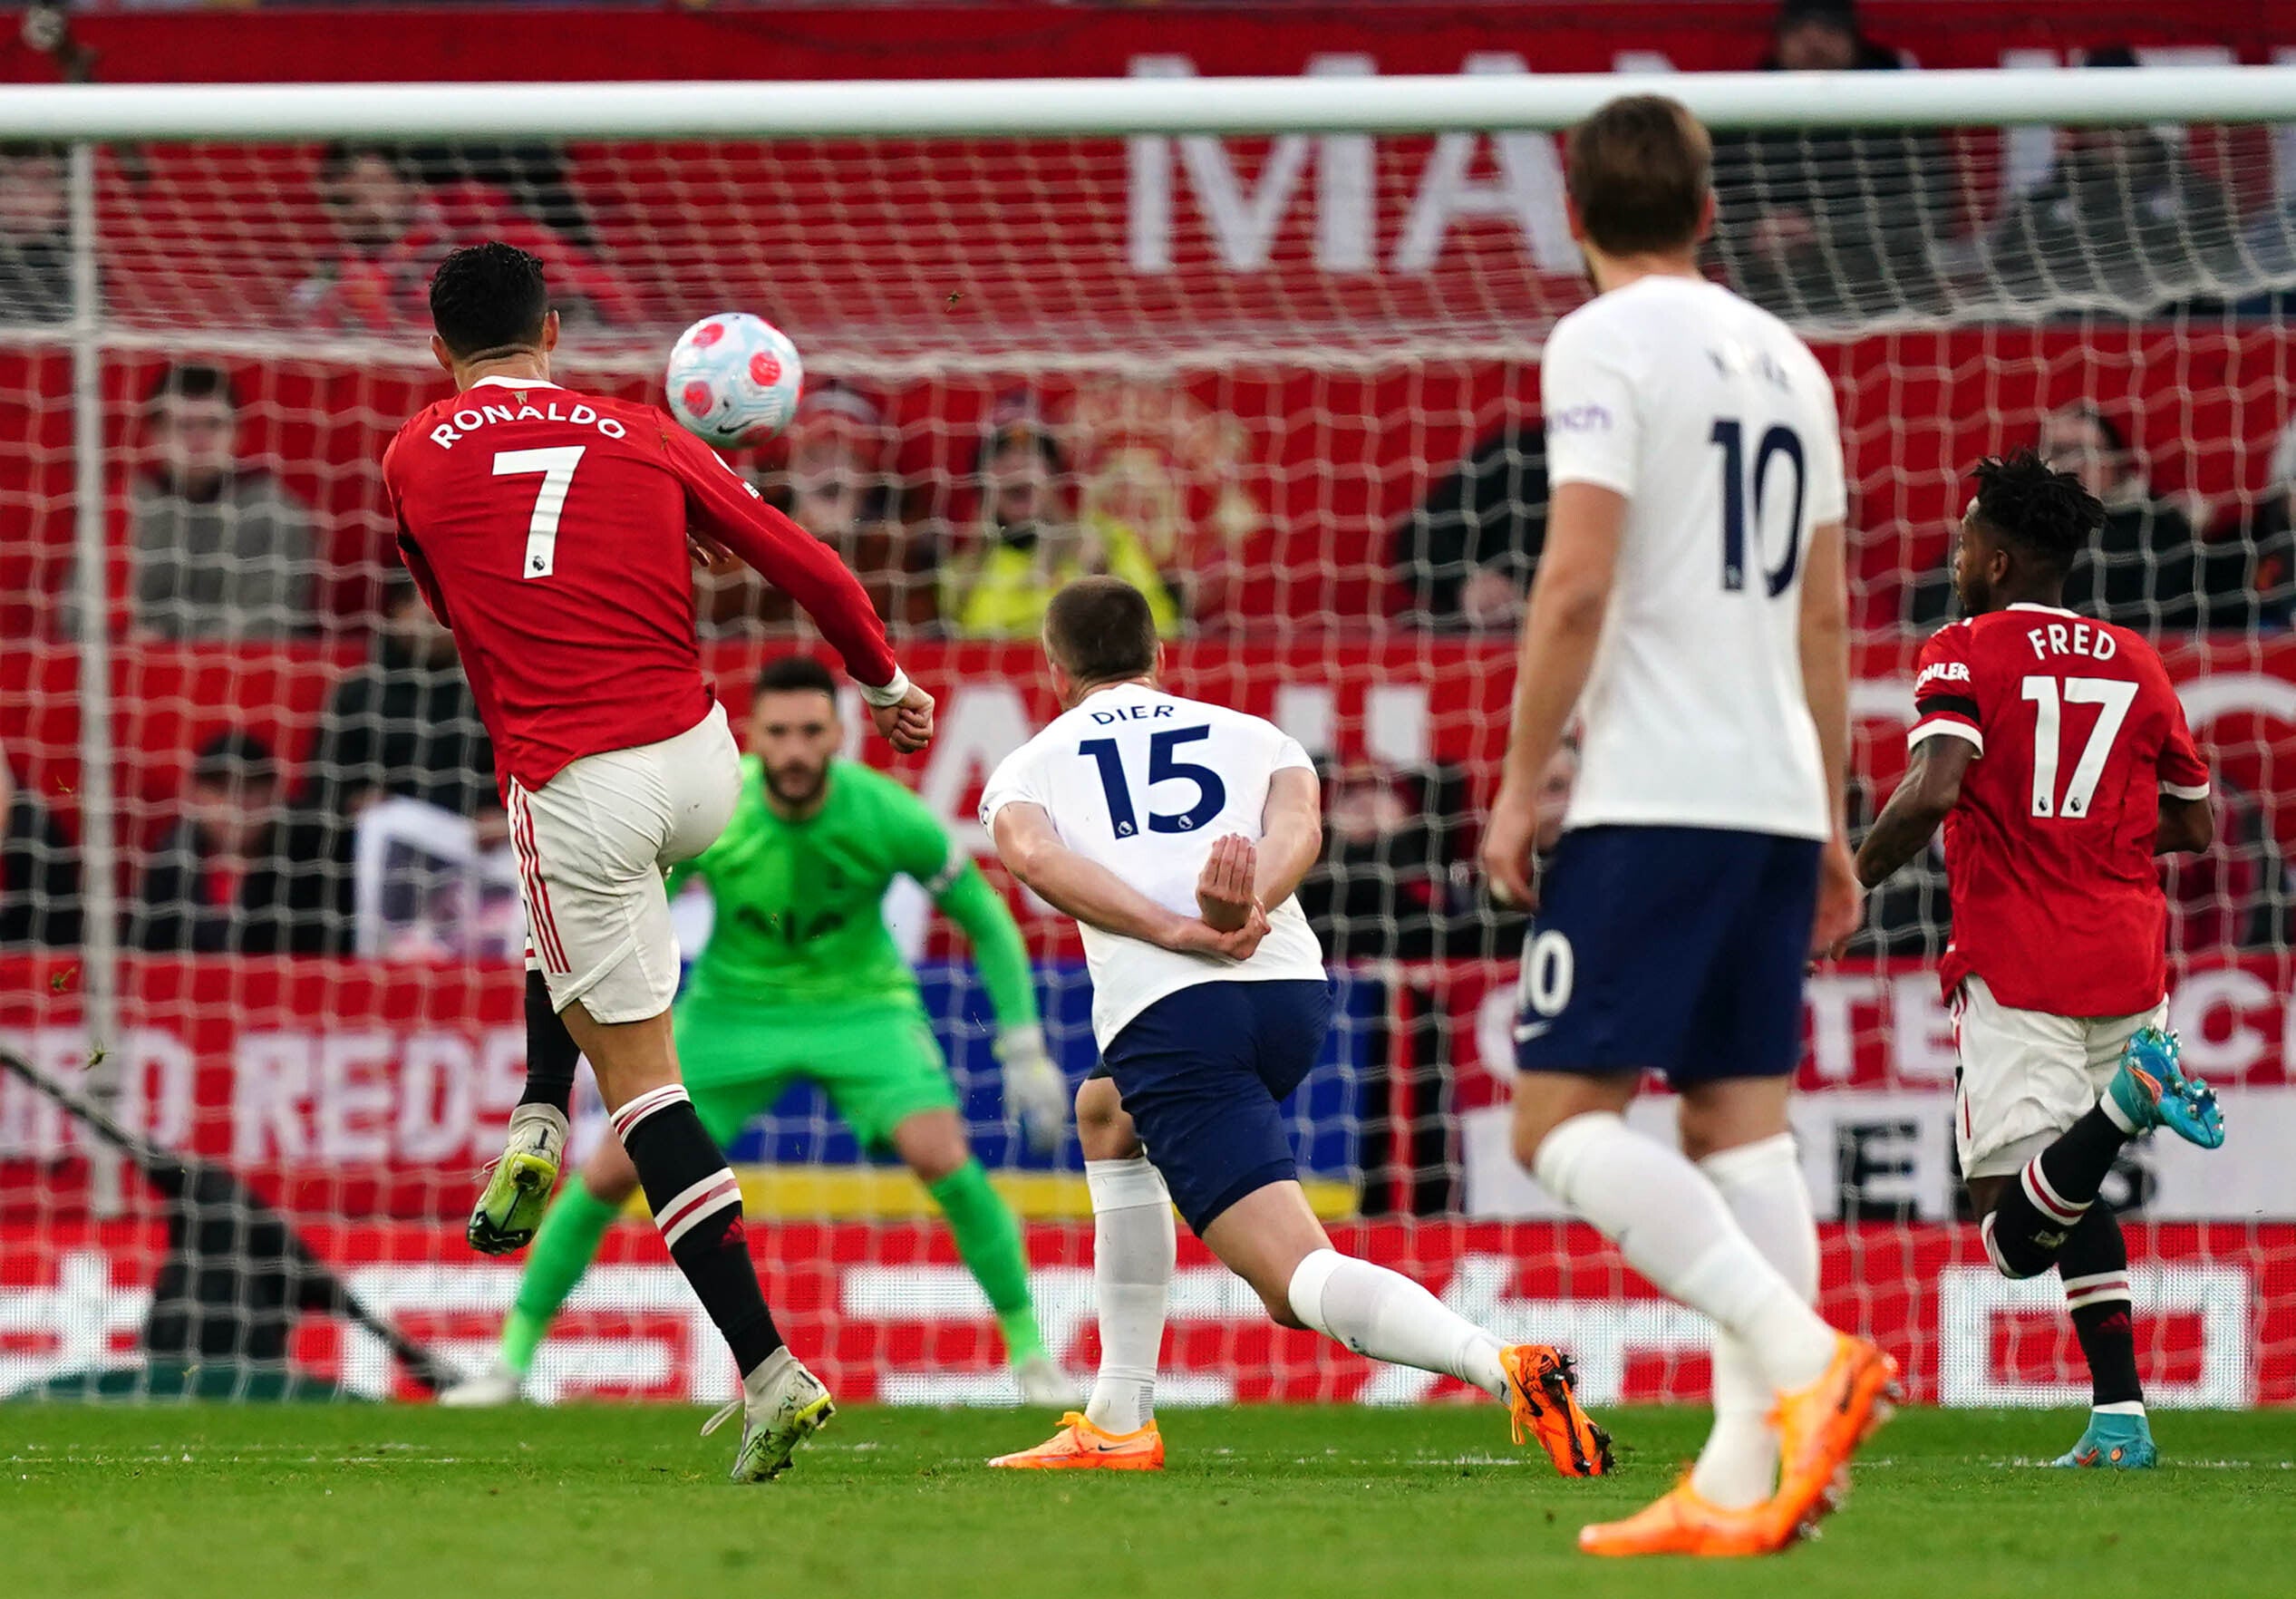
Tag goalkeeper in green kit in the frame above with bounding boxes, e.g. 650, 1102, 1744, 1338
446, 655, 1079, 1407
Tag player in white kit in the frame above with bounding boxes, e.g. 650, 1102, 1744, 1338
981, 577, 1611, 1477
1477, 98, 1894, 1555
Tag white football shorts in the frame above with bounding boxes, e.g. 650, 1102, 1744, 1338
509, 701, 740, 1024
1951, 974, 2166, 1179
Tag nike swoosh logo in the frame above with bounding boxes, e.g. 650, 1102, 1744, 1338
1515, 1021, 1551, 1042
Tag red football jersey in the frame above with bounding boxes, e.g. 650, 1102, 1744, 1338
1907, 603, 2211, 1017
382, 377, 897, 796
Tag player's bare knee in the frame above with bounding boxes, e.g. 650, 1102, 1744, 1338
1510, 1113, 1555, 1172
1074, 1077, 1138, 1161
579, 1143, 643, 1207
892, 1110, 971, 1186
1510, 1072, 1637, 1170
1677, 1080, 1792, 1165
1261, 1288, 1308, 1331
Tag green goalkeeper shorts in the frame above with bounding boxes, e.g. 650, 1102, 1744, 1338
670, 990, 960, 1151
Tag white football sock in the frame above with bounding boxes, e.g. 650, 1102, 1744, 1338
1081, 1157, 1175, 1435
1533, 1111, 1835, 1394
1287, 1248, 1510, 1401
1690, 1132, 1819, 1509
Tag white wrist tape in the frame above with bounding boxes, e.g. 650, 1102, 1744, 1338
857, 667, 913, 710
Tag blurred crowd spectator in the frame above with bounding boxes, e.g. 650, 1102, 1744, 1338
2043, 403, 2206, 633
938, 394, 1180, 639
63, 362, 321, 642
306, 569, 498, 826
0, 745, 82, 949
1392, 420, 1545, 631
129, 731, 344, 956
1983, 49, 2243, 310
0, 141, 70, 325
295, 142, 638, 334
1708, 0, 1952, 323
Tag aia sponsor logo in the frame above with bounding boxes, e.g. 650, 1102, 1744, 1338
1548, 403, 1612, 432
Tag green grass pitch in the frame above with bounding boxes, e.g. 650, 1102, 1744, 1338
5, 1404, 2291, 1598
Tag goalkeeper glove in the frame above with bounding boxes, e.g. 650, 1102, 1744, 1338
995, 1024, 1070, 1155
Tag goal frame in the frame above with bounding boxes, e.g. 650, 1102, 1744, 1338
22, 64, 2296, 1211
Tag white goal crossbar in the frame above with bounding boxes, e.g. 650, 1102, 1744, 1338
5, 66, 2296, 142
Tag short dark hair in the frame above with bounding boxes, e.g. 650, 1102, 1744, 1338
316, 141, 410, 185
1565, 95, 1711, 257
752, 655, 838, 700
143, 361, 239, 414
190, 728, 277, 788
1969, 449, 2104, 575
1778, 0, 1858, 33
2061, 402, 2128, 457
1043, 577, 1158, 685
428, 241, 549, 359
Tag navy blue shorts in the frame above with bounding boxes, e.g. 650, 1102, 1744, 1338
1100, 979, 1334, 1236
1512, 825, 1818, 1086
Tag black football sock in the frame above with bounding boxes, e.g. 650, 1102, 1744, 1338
518, 971, 580, 1117
1981, 1106, 2131, 1279
2058, 1206, 2143, 1409
612, 1083, 783, 1378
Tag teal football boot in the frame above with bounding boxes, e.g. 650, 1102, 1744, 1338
2052, 1410, 2157, 1469
2107, 1029, 2225, 1150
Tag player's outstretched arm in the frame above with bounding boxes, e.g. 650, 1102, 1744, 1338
992, 802, 1264, 961
2156, 795, 2216, 855
1855, 737, 1973, 888
665, 423, 932, 747
1479, 483, 1623, 907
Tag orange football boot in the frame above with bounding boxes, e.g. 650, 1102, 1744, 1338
1500, 1344, 1614, 1477
1579, 1480, 1785, 1558
1767, 1333, 1900, 1541
987, 1412, 1164, 1471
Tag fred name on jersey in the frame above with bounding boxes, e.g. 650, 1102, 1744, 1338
425, 395, 631, 450
2019, 616, 2120, 664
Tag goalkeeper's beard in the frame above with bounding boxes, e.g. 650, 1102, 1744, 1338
764, 761, 829, 812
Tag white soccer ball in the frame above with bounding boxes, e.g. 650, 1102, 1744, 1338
664, 312, 805, 449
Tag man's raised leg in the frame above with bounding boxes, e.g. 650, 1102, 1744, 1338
1201, 1179, 1612, 1478
467, 967, 586, 1255
560, 1002, 829, 1482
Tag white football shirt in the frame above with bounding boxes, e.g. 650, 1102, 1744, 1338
1541, 274, 1846, 841
979, 681, 1328, 1047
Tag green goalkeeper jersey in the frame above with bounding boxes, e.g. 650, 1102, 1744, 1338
669, 755, 1039, 1024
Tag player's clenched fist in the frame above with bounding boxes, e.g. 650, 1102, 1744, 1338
1478, 779, 1541, 910
870, 682, 936, 753
1196, 833, 1260, 932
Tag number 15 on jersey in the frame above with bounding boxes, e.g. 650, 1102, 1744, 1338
1079, 728, 1227, 838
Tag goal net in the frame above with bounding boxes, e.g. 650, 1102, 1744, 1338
1, 72, 2291, 1411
